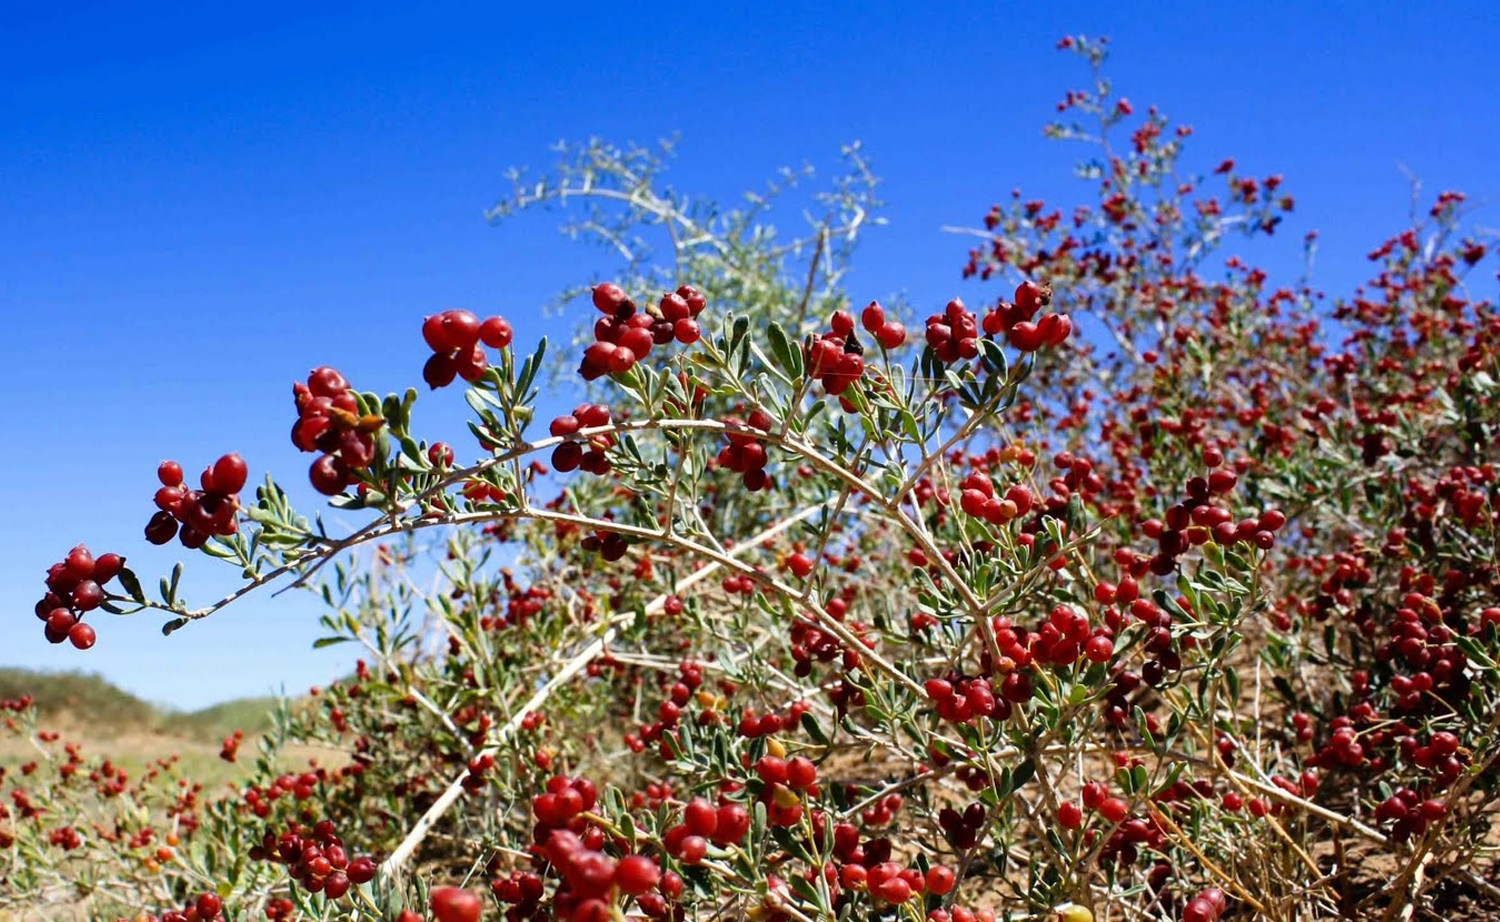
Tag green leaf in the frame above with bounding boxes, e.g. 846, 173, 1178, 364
766, 322, 803, 378
117, 567, 145, 603
313, 636, 351, 649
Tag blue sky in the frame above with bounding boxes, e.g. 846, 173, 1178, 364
3, 2, 1497, 710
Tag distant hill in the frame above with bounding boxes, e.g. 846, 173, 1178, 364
0, 668, 276, 741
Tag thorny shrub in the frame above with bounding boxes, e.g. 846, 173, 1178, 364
5, 35, 1499, 922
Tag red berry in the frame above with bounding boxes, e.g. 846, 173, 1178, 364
195, 893, 223, 919
307, 365, 349, 397
212, 453, 249, 495
659, 292, 691, 321
441, 310, 482, 349
423, 352, 458, 389
422, 314, 455, 352
71, 580, 103, 612
614, 854, 660, 895
785, 756, 817, 790
1098, 797, 1129, 823
310, 455, 350, 496
592, 283, 632, 316
430, 887, 483, 922
455, 344, 490, 382
68, 622, 97, 651
93, 553, 125, 584
145, 511, 179, 545
1182, 898, 1216, 922
158, 460, 184, 487
63, 546, 95, 582
925, 865, 956, 896
347, 856, 377, 884
479, 316, 513, 348
860, 301, 886, 332
674, 318, 701, 344
1014, 280, 1049, 314
875, 322, 907, 349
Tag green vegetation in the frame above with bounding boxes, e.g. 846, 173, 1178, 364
0, 667, 274, 741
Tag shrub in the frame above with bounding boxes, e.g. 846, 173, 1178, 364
5, 34, 1498, 922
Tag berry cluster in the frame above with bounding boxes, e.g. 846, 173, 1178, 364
751, 753, 819, 827
662, 797, 751, 862
550, 404, 615, 475
137, 892, 223, 922
579, 283, 705, 380
936, 803, 984, 845
924, 298, 981, 363
145, 453, 248, 548
856, 301, 907, 349
1181, 888, 1229, 922
716, 409, 774, 492
421, 309, 514, 389
980, 280, 1072, 352
34, 545, 124, 650
842, 860, 955, 905
957, 472, 1035, 525
806, 310, 866, 396
924, 676, 1014, 725
537, 829, 674, 922
289, 366, 384, 496
1373, 787, 1450, 842
246, 819, 378, 900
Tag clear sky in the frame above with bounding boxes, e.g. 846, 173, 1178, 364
3, 1, 1497, 710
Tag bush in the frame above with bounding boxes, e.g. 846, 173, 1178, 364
5, 35, 1498, 922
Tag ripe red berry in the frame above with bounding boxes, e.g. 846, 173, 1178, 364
875, 321, 907, 349
422, 314, 455, 352
347, 856, 377, 884
1014, 280, 1050, 314
68, 622, 97, 651
614, 854, 660, 895
157, 460, 184, 487
1182, 898, 1216, 922
423, 352, 458, 390
93, 553, 125, 584
195, 893, 223, 920
592, 283, 632, 316
440, 310, 482, 349
924, 865, 956, 896
63, 545, 95, 582
145, 511, 179, 545
674, 318, 701, 344
785, 756, 817, 790
71, 580, 103, 612
479, 316, 513, 348
1098, 797, 1129, 823
430, 887, 483, 922
310, 455, 350, 496
659, 291, 691, 321
212, 453, 249, 495
1058, 801, 1084, 828
787, 552, 814, 579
